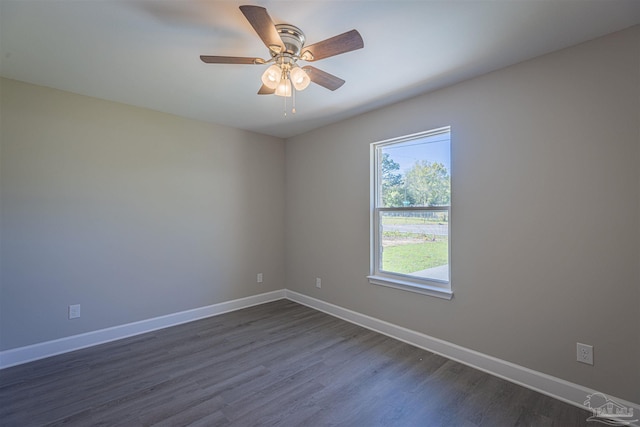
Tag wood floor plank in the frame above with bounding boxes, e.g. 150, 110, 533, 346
0, 299, 593, 426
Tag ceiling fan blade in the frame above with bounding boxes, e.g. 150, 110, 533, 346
258, 84, 276, 95
302, 66, 345, 91
239, 5, 284, 54
300, 29, 364, 61
200, 55, 263, 64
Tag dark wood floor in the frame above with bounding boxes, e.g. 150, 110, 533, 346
1, 299, 592, 426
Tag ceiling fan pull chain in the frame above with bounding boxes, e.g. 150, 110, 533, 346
282, 67, 288, 117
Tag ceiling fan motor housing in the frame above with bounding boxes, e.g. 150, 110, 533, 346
275, 24, 306, 56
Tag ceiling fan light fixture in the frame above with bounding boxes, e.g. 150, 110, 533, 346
275, 78, 292, 97
261, 64, 282, 89
290, 66, 310, 91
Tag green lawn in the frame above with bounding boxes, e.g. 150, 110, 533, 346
382, 240, 448, 274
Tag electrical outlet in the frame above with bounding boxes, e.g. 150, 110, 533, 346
257, 273, 263, 283
577, 342, 593, 365
69, 304, 81, 319
316, 278, 321, 288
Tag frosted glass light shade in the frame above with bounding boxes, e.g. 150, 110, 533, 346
275, 78, 292, 97
290, 67, 310, 91
261, 65, 282, 89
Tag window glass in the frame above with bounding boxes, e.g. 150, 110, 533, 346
370, 127, 451, 297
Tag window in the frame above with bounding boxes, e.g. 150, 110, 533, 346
369, 127, 452, 299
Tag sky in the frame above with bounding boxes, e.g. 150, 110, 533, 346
382, 132, 451, 174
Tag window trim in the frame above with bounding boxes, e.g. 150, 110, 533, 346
368, 127, 453, 300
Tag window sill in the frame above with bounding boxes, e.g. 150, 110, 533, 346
367, 275, 453, 300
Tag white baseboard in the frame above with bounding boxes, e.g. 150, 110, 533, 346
284, 290, 639, 426
0, 289, 286, 369
2, 288, 637, 427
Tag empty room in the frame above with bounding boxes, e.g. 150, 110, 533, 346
1, 1, 639, 426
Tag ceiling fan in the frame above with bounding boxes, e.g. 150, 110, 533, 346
200, 5, 364, 98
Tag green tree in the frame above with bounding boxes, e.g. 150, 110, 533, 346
380, 153, 405, 206
405, 161, 450, 206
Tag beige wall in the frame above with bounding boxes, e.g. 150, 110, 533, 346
285, 26, 640, 402
1, 26, 638, 404
0, 78, 285, 349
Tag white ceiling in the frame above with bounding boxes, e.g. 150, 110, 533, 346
2, 1, 640, 139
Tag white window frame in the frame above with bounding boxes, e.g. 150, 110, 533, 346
368, 127, 453, 300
